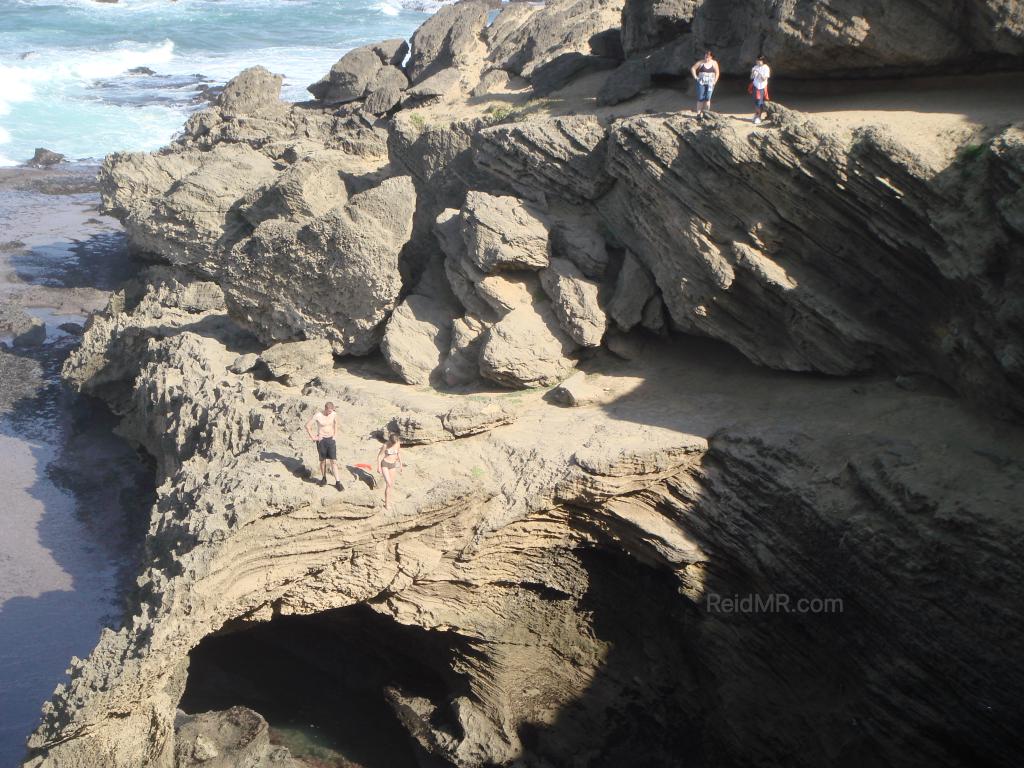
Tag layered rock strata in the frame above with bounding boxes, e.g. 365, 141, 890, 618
24, 267, 1024, 768
23, 1, 1024, 767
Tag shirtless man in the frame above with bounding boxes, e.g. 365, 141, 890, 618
305, 402, 343, 490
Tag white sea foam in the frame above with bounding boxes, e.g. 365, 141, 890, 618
0, 125, 16, 168
373, 0, 402, 17
0, 41, 175, 116
399, 0, 456, 11
0, 0, 429, 163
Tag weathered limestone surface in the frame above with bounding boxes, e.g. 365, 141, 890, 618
601, 109, 1024, 416
27, 272, 1024, 768
31, 3, 1024, 767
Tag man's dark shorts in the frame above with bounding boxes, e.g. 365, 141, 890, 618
317, 437, 337, 461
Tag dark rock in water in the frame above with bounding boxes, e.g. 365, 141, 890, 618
13, 318, 46, 348
27, 148, 65, 168
58, 322, 86, 337
127, 66, 156, 76
0, 349, 41, 412
19, 51, 37, 60
0, 303, 33, 336
191, 84, 224, 106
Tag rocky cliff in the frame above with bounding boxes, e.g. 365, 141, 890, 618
23, 1, 1024, 766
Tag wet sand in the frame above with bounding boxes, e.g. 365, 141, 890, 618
0, 166, 152, 766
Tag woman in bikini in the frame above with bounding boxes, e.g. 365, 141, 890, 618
376, 432, 404, 511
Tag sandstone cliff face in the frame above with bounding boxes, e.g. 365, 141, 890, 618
28, 268, 1024, 768
96, 38, 1024, 415
26, 2, 1024, 767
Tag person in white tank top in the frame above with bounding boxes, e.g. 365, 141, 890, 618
750, 55, 771, 125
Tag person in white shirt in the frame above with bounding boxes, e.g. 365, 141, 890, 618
305, 401, 343, 490
689, 50, 720, 120
750, 55, 771, 125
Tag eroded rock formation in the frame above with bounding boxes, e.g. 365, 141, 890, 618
23, 1, 1024, 766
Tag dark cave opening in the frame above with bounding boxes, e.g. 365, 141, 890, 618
178, 604, 467, 768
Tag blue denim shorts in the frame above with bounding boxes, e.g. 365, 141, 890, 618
697, 81, 714, 102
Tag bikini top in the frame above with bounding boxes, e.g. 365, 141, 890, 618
385, 446, 399, 456
698, 61, 715, 72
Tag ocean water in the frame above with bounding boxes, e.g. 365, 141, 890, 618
0, 0, 444, 166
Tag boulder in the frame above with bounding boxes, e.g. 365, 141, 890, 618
444, 255, 497, 321
435, 208, 498, 320
608, 250, 658, 331
402, 67, 464, 107
224, 176, 416, 354
27, 147, 65, 167
641, 293, 666, 333
621, 0, 697, 57
259, 339, 334, 384
549, 370, 604, 406
372, 39, 411, 67
13, 317, 46, 347
381, 294, 458, 385
308, 47, 382, 104
406, 0, 489, 84
461, 191, 551, 273
471, 68, 520, 98
216, 66, 284, 116
175, 707, 299, 768
529, 52, 619, 96
539, 257, 606, 347
476, 272, 540, 316
597, 57, 653, 106
1, 303, 36, 337
549, 211, 609, 278
363, 66, 409, 115
479, 302, 578, 388
228, 353, 260, 375
443, 314, 489, 385
487, 0, 626, 78
484, 3, 539, 50
99, 143, 279, 275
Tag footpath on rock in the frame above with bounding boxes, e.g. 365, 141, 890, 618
19, 0, 1024, 766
